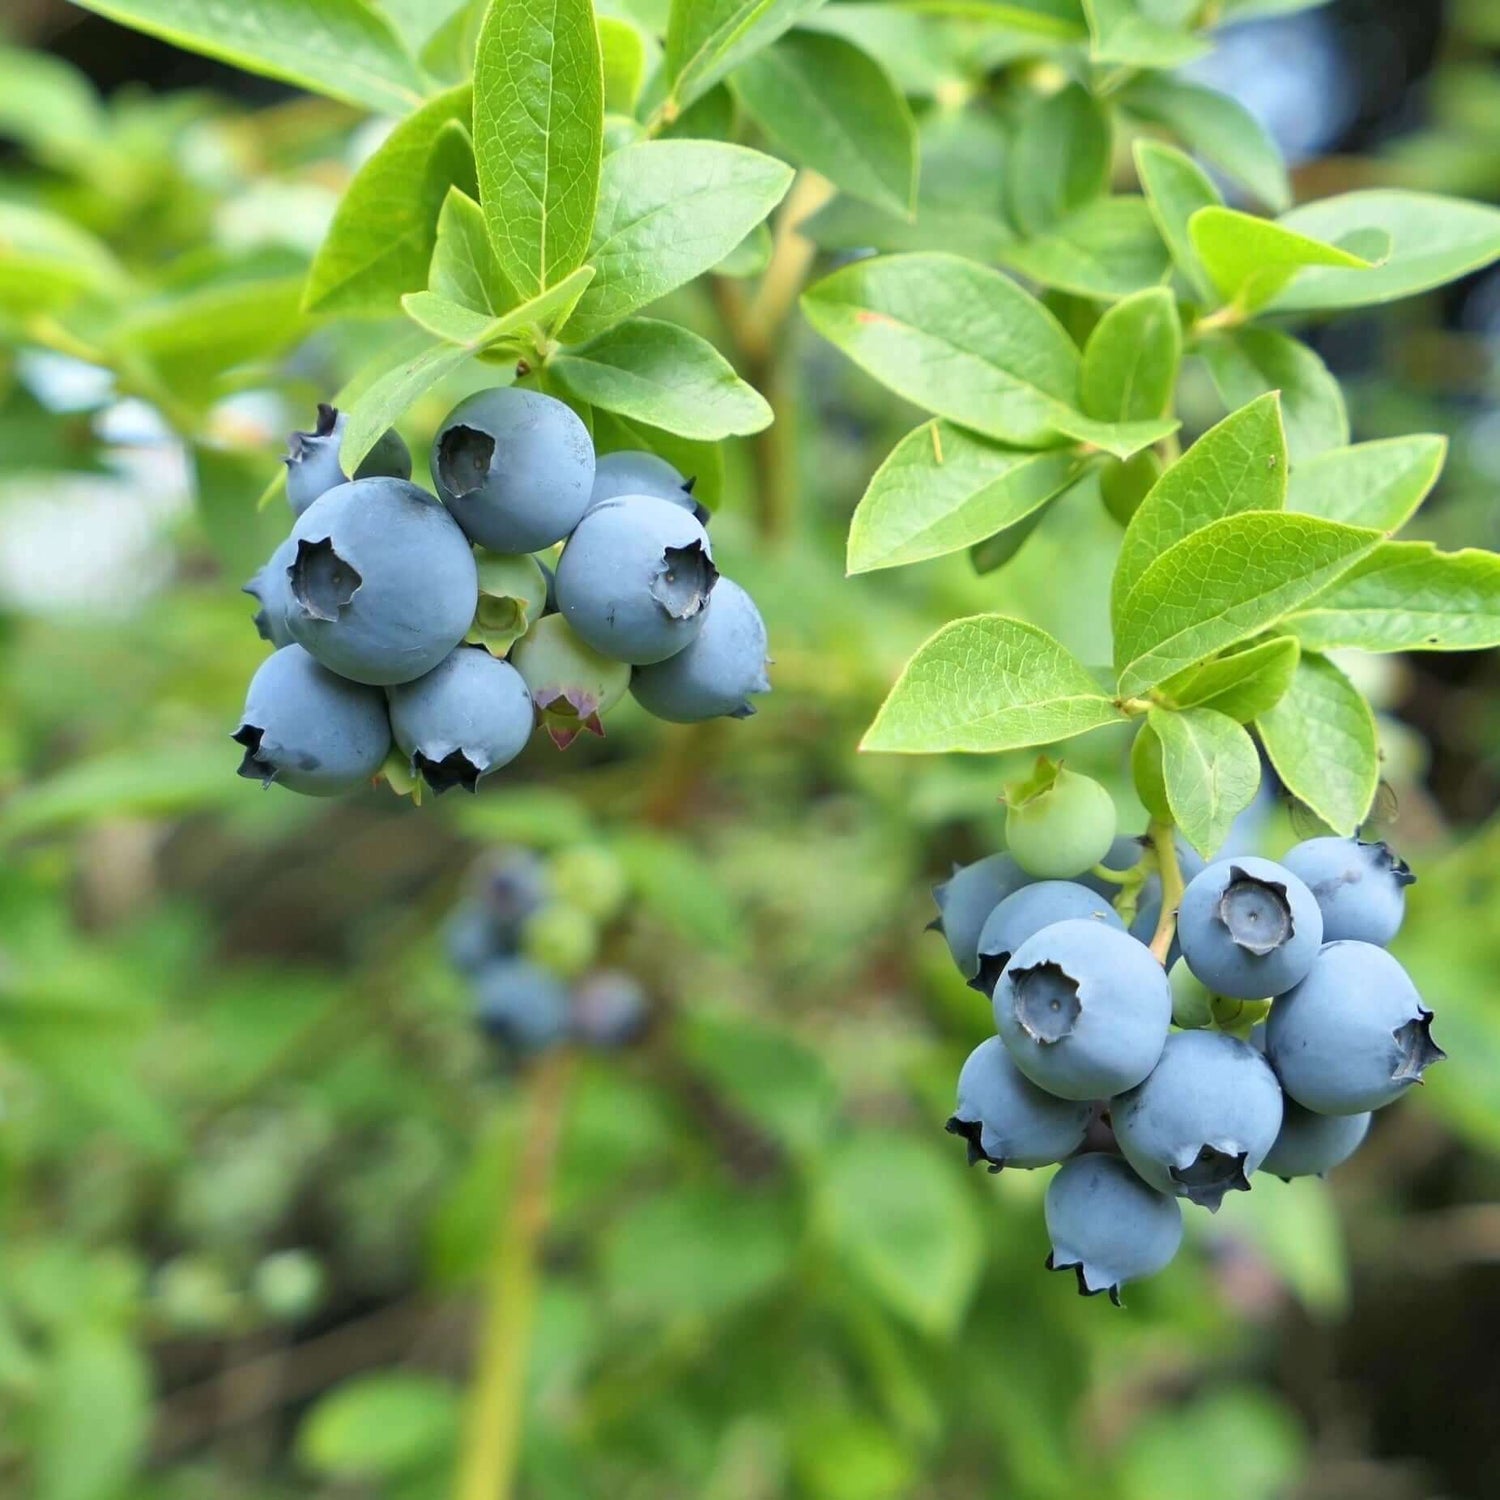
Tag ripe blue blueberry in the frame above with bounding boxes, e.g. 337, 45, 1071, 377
232, 644, 390, 797
570, 971, 650, 1048
1177, 856, 1323, 999
970, 881, 1125, 998
555, 496, 718, 664
510, 613, 631, 748
446, 903, 507, 976
1260, 1099, 1371, 1180
1044, 1153, 1183, 1304
993, 921, 1172, 1100
453, 848, 550, 963
432, 388, 594, 552
243, 536, 296, 648
1279, 836, 1414, 946
285, 403, 411, 517
284, 477, 478, 686
630, 577, 770, 723
1111, 1030, 1284, 1210
945, 1036, 1092, 1171
386, 646, 535, 794
473, 957, 570, 1054
930, 853, 1032, 981
1266, 940, 1444, 1114
589, 449, 707, 523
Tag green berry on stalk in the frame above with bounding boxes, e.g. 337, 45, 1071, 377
522, 902, 598, 978
1004, 758, 1117, 880
510, 613, 630, 749
1168, 958, 1213, 1029
1100, 449, 1163, 528
252, 1249, 326, 1323
468, 552, 550, 657
550, 844, 629, 922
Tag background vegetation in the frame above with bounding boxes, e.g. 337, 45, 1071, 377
0, 1, 1497, 1497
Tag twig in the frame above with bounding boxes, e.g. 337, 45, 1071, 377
1146, 820, 1184, 964
454, 1049, 575, 1500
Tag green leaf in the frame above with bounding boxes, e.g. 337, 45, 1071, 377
862, 615, 1125, 753
66, 0, 424, 113
592, 408, 726, 508
0, 203, 128, 314
299, 1373, 459, 1480
400, 290, 500, 343
1084, 0, 1209, 67
1156, 636, 1300, 722
1133, 138, 1220, 300
0, 45, 104, 167
1256, 653, 1378, 835
1080, 286, 1180, 423
1271, 190, 1500, 311
1121, 73, 1290, 212
1200, 328, 1348, 462
1114, 512, 1380, 695
817, 1132, 981, 1336
35, 1325, 151, 1500
1285, 435, 1446, 530
1113, 392, 1287, 622
305, 86, 473, 317
566, 140, 794, 342
998, 195, 1173, 301
550, 317, 771, 438
429, 187, 515, 314
474, 0, 603, 298
664, 0, 827, 113
1189, 206, 1371, 314
1007, 83, 1111, 236
802, 194, 1014, 265
801, 252, 1077, 449
193, 444, 288, 581
733, 31, 916, 216
341, 265, 596, 467
599, 14, 649, 113
1284, 542, 1500, 654
1147, 705, 1261, 857
847, 421, 1083, 574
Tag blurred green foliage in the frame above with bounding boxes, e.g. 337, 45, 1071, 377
0, 3, 1497, 1499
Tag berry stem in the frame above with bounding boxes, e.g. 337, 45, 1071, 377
1146, 820, 1185, 965
455, 1048, 574, 1500
1089, 862, 1133, 886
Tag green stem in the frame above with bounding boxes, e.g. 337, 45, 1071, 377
1089, 862, 1132, 886
454, 1050, 574, 1500
1146, 820, 1184, 965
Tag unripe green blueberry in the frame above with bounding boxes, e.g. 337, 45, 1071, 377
1100, 449, 1163, 528
154, 1255, 241, 1335
1004, 758, 1118, 880
550, 844, 629, 922
510, 614, 631, 749
521, 902, 598, 978
252, 1249, 326, 1323
1168, 957, 1214, 1029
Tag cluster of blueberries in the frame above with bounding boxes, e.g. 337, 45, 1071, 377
447, 845, 649, 1055
235, 390, 771, 797
935, 762, 1443, 1304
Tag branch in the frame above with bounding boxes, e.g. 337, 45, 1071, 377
1146, 820, 1185, 965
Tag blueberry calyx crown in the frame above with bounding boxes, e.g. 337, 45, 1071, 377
231, 723, 276, 787
944, 1114, 1005, 1173
1368, 838, 1417, 888
436, 423, 493, 498
1010, 960, 1082, 1044
413, 748, 484, 795
1216, 866, 1294, 955
290, 537, 362, 621
1168, 1143, 1252, 1211
650, 541, 718, 619
1044, 1252, 1123, 1307
1392, 1008, 1445, 1082
286, 402, 341, 462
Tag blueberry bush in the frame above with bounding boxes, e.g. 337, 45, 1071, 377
3, 0, 1500, 1497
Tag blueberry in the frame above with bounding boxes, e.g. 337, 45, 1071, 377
1260, 1099, 1371, 1180
590, 449, 707, 523
469, 552, 550, 656
432, 388, 594, 552
550, 845, 629, 922
1266, 940, 1444, 1114
970, 880, 1125, 998
520, 902, 597, 978
555, 496, 718, 664
1168, 957, 1214, 1029
446, 902, 509, 976
285, 403, 410, 517
1004, 759, 1118, 880
510, 613, 631, 748
473, 957, 570, 1054
243, 536, 296, 647
570, 970, 650, 1047
1177, 856, 1323, 999
284, 477, 478, 686
232, 644, 390, 797
1111, 1030, 1284, 1210
1081, 835, 1206, 952
386, 645, 535, 794
472, 848, 550, 945
930, 853, 1032, 981
630, 577, 770, 723
994, 920, 1171, 1100
945, 1036, 1092, 1171
1279, 836, 1415, 947
1044, 1153, 1183, 1304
